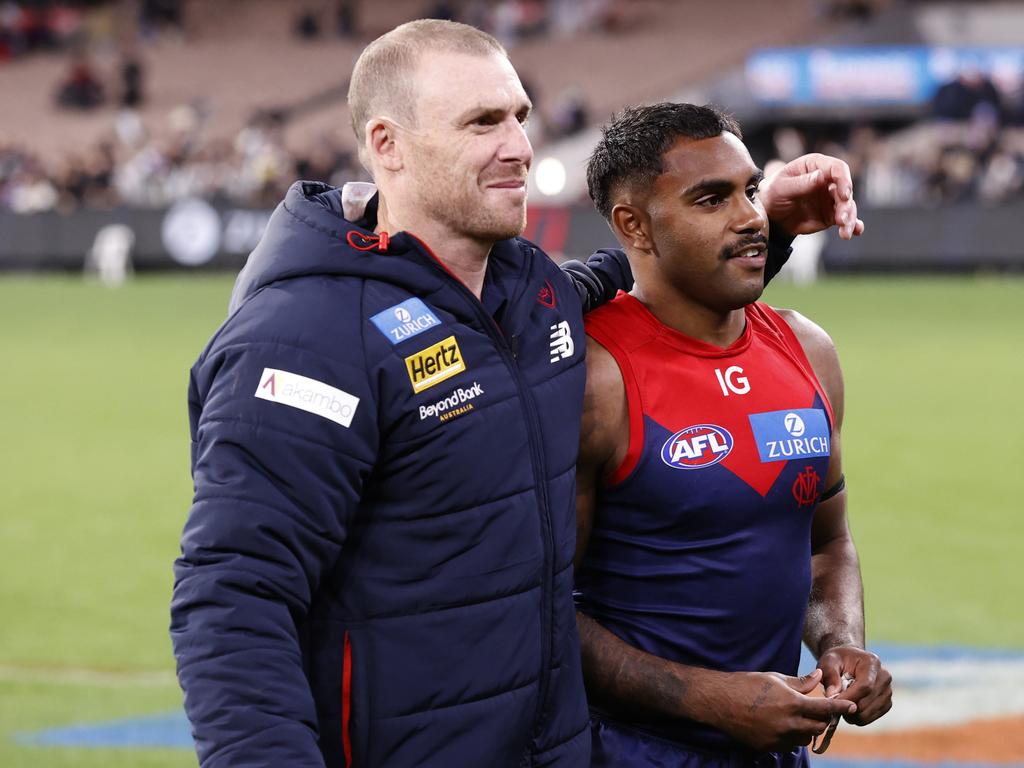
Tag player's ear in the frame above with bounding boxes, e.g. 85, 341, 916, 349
611, 203, 654, 252
366, 118, 403, 172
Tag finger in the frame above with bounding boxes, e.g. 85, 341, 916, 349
820, 158, 854, 201
841, 197, 859, 239
847, 669, 892, 724
846, 691, 888, 725
790, 668, 823, 694
843, 665, 878, 705
816, 659, 843, 697
799, 694, 857, 721
850, 693, 893, 726
853, 218, 865, 236
792, 717, 831, 740
770, 169, 823, 199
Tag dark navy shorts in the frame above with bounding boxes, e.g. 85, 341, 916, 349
590, 716, 810, 768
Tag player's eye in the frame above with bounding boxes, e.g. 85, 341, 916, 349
696, 195, 724, 207
471, 113, 501, 127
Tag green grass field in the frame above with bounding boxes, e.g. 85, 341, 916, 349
1, 274, 1022, 766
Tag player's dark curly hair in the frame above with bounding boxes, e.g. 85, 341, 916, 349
586, 102, 742, 220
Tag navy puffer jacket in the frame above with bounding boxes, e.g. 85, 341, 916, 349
171, 182, 592, 767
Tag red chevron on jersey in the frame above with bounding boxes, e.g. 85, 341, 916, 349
585, 292, 833, 496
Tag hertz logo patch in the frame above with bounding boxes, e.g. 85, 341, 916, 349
404, 335, 466, 393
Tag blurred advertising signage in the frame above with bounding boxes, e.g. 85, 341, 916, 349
746, 46, 1024, 106
161, 198, 271, 266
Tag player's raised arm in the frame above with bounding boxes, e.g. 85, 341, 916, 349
561, 151, 865, 313
778, 309, 893, 727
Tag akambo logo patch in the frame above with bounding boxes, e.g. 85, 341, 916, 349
370, 298, 441, 344
661, 424, 734, 470
748, 408, 830, 463
404, 335, 465, 393
419, 381, 484, 422
255, 368, 359, 428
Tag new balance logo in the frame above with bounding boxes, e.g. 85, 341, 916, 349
549, 321, 574, 363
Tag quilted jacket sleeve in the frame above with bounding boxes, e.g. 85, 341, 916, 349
170, 287, 378, 768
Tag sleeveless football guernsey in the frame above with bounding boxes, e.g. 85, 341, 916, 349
576, 292, 834, 754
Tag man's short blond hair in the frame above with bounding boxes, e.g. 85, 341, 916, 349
348, 19, 507, 159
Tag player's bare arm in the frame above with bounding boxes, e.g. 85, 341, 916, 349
574, 336, 628, 569
574, 337, 858, 752
777, 309, 893, 726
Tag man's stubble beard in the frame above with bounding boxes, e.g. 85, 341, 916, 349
409, 144, 527, 245
414, 182, 526, 244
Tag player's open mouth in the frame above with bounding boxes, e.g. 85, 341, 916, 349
727, 243, 767, 266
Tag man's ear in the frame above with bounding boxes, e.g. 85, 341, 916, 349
366, 118, 403, 172
611, 203, 654, 252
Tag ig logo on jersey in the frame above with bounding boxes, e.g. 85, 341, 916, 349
660, 424, 734, 470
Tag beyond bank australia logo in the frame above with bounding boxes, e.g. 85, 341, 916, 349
660, 424, 734, 470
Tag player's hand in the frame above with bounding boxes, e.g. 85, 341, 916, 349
817, 645, 893, 725
713, 669, 857, 753
760, 153, 865, 240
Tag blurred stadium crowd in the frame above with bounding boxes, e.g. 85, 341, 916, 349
1, 0, 1023, 214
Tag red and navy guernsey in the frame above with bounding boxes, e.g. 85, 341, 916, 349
576, 291, 834, 758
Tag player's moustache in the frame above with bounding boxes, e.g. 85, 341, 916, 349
721, 234, 768, 260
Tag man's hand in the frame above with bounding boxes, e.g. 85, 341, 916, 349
711, 669, 857, 753
817, 645, 893, 726
760, 153, 865, 240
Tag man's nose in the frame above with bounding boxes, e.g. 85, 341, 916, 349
499, 118, 533, 167
733, 193, 767, 233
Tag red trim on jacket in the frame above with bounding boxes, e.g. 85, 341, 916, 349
342, 631, 353, 766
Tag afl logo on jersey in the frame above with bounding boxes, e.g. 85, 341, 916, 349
660, 424, 734, 470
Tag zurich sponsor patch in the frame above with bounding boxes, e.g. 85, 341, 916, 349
748, 408, 830, 463
370, 298, 441, 344
661, 424, 734, 470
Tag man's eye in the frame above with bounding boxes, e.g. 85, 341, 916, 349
746, 185, 760, 200
697, 196, 723, 207
472, 115, 499, 127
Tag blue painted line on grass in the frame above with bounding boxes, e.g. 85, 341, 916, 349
16, 642, 1024, 755
817, 761, 1023, 768
798, 642, 1024, 675
17, 710, 193, 749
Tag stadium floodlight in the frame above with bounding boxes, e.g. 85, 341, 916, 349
535, 157, 567, 196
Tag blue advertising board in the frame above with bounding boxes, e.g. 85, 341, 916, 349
746, 46, 1024, 106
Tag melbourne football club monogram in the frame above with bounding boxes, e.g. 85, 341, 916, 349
549, 321, 574, 363
537, 280, 556, 308
793, 465, 821, 506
